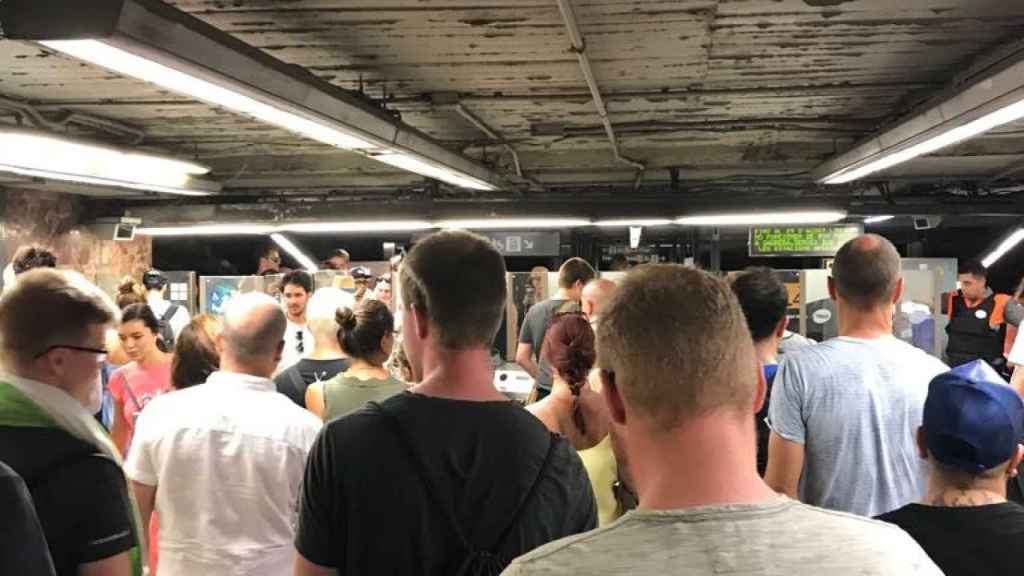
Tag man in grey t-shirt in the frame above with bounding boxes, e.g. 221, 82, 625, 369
766, 235, 948, 517
503, 264, 941, 576
516, 258, 595, 398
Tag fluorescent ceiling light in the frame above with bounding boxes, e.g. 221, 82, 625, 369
0, 128, 215, 196
271, 233, 319, 273
824, 99, 1024, 184
594, 219, 675, 228
864, 215, 895, 224
815, 53, 1024, 185
282, 221, 435, 234
677, 211, 846, 227
42, 40, 376, 151
438, 218, 592, 230
137, 224, 274, 236
373, 153, 497, 191
982, 228, 1024, 268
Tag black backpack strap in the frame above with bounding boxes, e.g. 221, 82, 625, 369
370, 401, 473, 552
160, 303, 179, 322
370, 402, 558, 561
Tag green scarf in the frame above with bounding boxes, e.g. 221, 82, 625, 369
0, 379, 144, 576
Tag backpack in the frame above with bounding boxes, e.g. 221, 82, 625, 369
370, 402, 557, 576
158, 304, 180, 350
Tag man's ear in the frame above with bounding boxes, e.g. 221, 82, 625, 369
774, 316, 788, 339
892, 277, 905, 305
915, 427, 929, 461
827, 276, 838, 302
410, 304, 430, 341
601, 370, 627, 426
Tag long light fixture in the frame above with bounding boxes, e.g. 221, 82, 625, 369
270, 233, 319, 273
437, 218, 592, 230
677, 211, 846, 227
593, 218, 675, 227
0, 0, 503, 191
864, 215, 895, 224
815, 56, 1024, 184
136, 224, 274, 236
372, 154, 495, 191
281, 221, 435, 234
0, 127, 218, 196
981, 228, 1024, 268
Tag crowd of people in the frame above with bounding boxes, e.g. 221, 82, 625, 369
1, 231, 1023, 576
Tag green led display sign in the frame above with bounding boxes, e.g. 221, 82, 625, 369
749, 224, 863, 258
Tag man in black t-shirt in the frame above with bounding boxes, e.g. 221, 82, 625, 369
877, 360, 1024, 576
295, 230, 596, 576
0, 460, 55, 576
0, 270, 137, 576
516, 258, 596, 400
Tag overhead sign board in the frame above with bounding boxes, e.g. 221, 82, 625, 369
483, 231, 560, 257
749, 224, 862, 258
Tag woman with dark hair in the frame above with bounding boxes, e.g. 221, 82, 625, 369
306, 299, 405, 420
171, 315, 222, 390
109, 303, 173, 457
527, 313, 609, 451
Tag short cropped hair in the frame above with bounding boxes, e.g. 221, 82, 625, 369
0, 269, 118, 366
558, 258, 597, 290
730, 267, 788, 342
598, 264, 757, 431
959, 259, 988, 279
11, 246, 57, 275
400, 230, 507, 350
307, 287, 356, 342
282, 270, 313, 293
831, 234, 902, 311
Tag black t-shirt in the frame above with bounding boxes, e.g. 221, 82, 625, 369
877, 502, 1024, 576
296, 391, 597, 575
274, 358, 351, 407
0, 460, 55, 576
0, 427, 136, 576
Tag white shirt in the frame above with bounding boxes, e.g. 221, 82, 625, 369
1009, 329, 1024, 366
279, 320, 313, 372
146, 293, 191, 340
125, 371, 321, 576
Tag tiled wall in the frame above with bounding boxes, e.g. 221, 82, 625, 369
1, 188, 152, 294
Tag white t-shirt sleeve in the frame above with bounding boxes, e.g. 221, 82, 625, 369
123, 407, 159, 486
169, 306, 191, 339
767, 358, 807, 445
1009, 330, 1024, 366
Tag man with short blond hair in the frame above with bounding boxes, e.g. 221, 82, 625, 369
502, 264, 942, 576
766, 234, 948, 516
0, 269, 141, 576
295, 230, 595, 576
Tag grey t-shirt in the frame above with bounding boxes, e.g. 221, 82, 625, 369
769, 336, 948, 517
519, 299, 569, 390
502, 497, 942, 575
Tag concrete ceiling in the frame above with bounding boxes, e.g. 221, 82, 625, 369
4, 0, 1024, 214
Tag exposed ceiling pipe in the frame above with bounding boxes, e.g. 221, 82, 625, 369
0, 94, 146, 143
452, 103, 524, 178
555, 0, 646, 173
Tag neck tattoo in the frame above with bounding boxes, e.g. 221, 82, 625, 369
930, 489, 1005, 508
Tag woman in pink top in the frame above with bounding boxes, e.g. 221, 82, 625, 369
109, 303, 173, 457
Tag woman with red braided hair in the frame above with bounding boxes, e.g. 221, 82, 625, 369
527, 312, 609, 451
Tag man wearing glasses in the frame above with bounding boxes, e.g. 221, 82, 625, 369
0, 269, 141, 576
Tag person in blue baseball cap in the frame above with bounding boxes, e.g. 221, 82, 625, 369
877, 359, 1024, 576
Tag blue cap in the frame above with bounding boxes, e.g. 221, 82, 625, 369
924, 360, 1024, 474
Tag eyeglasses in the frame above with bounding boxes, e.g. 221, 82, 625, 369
296, 330, 304, 354
612, 480, 638, 512
34, 344, 108, 360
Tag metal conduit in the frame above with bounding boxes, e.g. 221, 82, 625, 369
555, 0, 645, 173
0, 95, 146, 143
